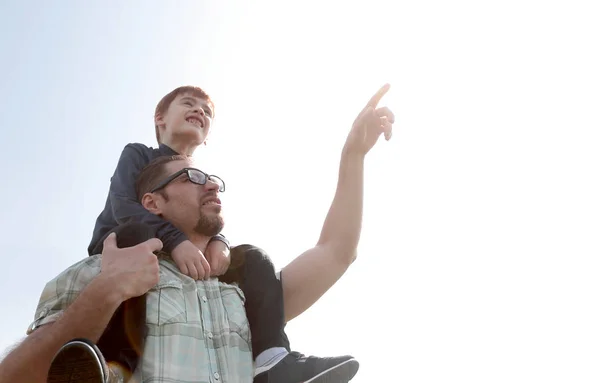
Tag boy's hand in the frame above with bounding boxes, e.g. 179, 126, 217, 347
172, 240, 211, 280
206, 240, 231, 277
100, 232, 162, 301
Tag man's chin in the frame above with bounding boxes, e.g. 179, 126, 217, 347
193, 217, 225, 237
202, 205, 222, 213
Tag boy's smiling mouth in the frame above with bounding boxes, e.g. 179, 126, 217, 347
185, 116, 203, 128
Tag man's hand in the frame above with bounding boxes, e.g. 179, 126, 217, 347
344, 83, 395, 155
0, 233, 162, 383
206, 240, 231, 277
172, 240, 211, 280
100, 232, 162, 302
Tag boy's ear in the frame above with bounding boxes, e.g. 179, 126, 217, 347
141, 193, 162, 215
203, 129, 212, 145
154, 113, 165, 128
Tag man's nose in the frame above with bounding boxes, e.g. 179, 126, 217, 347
193, 107, 205, 116
204, 179, 220, 192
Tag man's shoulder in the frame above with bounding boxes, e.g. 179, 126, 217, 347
42, 254, 101, 298
28, 256, 101, 334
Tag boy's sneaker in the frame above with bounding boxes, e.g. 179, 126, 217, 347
47, 338, 125, 383
254, 351, 359, 383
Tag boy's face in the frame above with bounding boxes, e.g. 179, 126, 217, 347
155, 93, 214, 146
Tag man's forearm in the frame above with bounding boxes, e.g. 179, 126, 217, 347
0, 276, 123, 383
282, 147, 366, 321
283, 85, 393, 321
317, 147, 365, 258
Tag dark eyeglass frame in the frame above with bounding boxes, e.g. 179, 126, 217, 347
150, 167, 225, 193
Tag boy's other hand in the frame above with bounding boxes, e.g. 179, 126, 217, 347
206, 240, 231, 277
172, 240, 211, 280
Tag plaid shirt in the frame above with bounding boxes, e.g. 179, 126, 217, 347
28, 255, 253, 383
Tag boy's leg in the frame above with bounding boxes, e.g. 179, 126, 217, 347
93, 222, 156, 378
219, 245, 360, 383
220, 244, 290, 356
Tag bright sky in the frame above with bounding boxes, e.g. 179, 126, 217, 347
1, 0, 599, 382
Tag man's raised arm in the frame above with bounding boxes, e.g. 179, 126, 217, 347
0, 234, 161, 383
282, 84, 395, 321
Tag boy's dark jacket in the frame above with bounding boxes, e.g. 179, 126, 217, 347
88, 143, 227, 255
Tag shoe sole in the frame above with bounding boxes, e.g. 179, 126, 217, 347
305, 358, 360, 383
47, 340, 106, 383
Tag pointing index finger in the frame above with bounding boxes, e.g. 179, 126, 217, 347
366, 83, 391, 108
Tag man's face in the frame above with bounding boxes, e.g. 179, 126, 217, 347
156, 93, 214, 145
156, 159, 224, 237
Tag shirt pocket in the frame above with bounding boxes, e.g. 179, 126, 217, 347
146, 280, 187, 325
220, 284, 250, 342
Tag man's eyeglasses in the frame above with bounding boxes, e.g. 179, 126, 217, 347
150, 167, 225, 193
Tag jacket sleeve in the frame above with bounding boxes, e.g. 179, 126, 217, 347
209, 233, 230, 249
109, 143, 188, 253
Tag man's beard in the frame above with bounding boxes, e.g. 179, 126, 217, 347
193, 208, 224, 237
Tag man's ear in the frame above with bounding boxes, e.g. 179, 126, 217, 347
141, 193, 162, 215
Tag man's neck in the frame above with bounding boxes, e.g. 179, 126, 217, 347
186, 234, 212, 254
161, 139, 200, 156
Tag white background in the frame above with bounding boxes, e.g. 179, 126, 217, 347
0, 1, 599, 381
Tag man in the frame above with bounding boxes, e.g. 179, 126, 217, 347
84, 84, 361, 381
0, 84, 395, 383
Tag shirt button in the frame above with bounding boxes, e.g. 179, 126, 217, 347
214, 372, 220, 380
202, 296, 208, 302
207, 332, 213, 339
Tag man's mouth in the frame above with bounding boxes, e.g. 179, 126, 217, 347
202, 197, 221, 206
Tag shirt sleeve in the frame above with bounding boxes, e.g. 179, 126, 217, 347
109, 143, 188, 253
26, 258, 101, 335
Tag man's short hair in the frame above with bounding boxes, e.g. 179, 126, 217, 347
154, 86, 214, 143
135, 155, 189, 201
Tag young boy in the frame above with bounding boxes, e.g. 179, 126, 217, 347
79, 86, 359, 383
